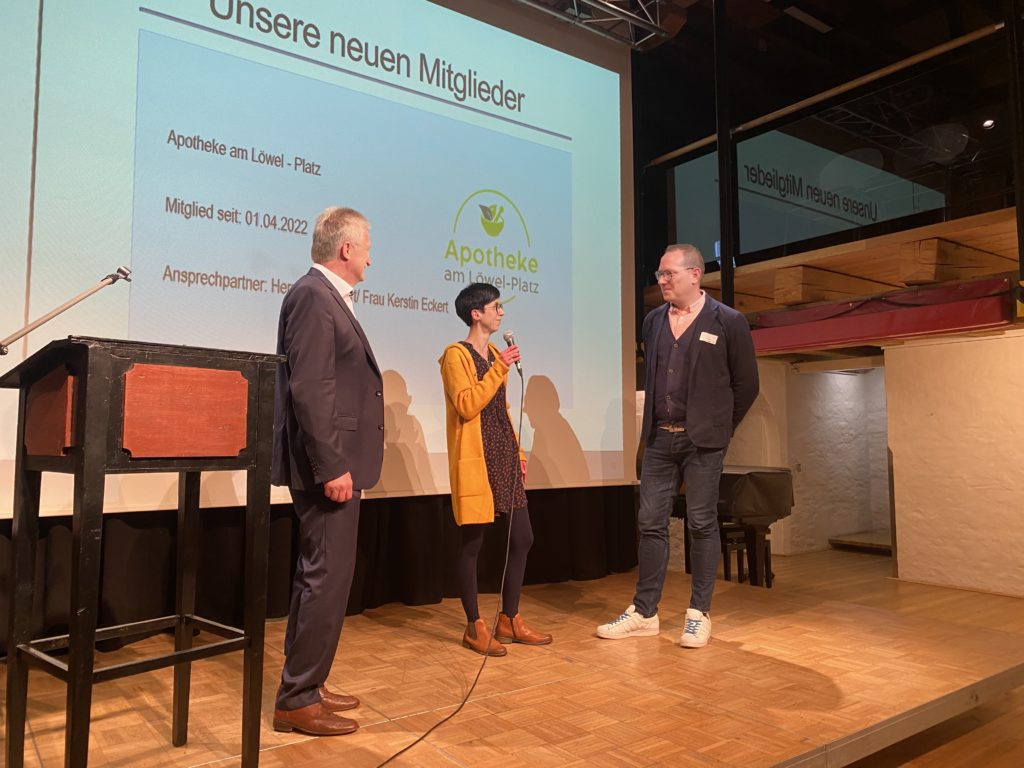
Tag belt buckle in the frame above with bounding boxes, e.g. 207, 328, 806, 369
659, 423, 686, 433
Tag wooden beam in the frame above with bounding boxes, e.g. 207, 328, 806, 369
644, 284, 776, 315
898, 238, 1019, 285
774, 266, 895, 306
703, 287, 776, 314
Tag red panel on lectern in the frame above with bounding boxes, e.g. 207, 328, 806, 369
24, 367, 76, 456
122, 364, 248, 458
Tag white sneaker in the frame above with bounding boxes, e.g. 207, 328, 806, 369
596, 605, 659, 639
680, 608, 711, 648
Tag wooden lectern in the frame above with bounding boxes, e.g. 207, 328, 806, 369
0, 337, 282, 768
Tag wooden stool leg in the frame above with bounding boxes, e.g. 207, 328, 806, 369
5, 461, 41, 768
240, 367, 274, 767
64, 347, 113, 767
172, 471, 201, 747
241, 481, 269, 767
66, 467, 105, 767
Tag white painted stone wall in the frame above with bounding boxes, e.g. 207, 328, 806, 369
772, 366, 890, 554
864, 369, 892, 533
886, 329, 1024, 598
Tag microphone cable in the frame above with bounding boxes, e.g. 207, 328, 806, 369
376, 346, 525, 767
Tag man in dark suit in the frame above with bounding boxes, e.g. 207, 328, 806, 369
597, 243, 758, 648
271, 207, 384, 736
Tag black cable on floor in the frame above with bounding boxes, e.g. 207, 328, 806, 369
376, 358, 526, 766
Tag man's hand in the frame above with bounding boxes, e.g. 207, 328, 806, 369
499, 345, 520, 366
324, 472, 354, 503
520, 458, 528, 482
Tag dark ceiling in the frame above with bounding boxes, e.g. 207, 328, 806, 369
617, 0, 1021, 290
631, 0, 1011, 164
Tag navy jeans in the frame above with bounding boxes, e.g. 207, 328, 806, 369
633, 428, 725, 617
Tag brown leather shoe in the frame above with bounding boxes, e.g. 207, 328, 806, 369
273, 702, 358, 736
462, 618, 507, 656
319, 686, 359, 712
495, 613, 553, 645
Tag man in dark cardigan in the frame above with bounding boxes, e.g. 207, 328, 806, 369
597, 243, 759, 648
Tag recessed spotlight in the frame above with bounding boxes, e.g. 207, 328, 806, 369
982, 118, 996, 129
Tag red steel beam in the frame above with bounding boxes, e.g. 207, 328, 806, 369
753, 293, 1014, 355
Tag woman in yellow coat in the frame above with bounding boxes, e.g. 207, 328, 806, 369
440, 283, 553, 655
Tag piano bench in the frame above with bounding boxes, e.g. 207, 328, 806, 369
682, 522, 749, 584
720, 524, 747, 583
758, 537, 774, 588
742, 532, 773, 588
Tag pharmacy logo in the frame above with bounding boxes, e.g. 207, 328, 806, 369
452, 189, 531, 245
445, 189, 539, 281
479, 204, 505, 237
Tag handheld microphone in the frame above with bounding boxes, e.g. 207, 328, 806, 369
502, 330, 523, 376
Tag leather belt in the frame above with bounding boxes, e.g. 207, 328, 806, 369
658, 423, 686, 433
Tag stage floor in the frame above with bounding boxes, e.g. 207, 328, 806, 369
5, 549, 1024, 767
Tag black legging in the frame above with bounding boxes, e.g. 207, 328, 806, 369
457, 507, 534, 622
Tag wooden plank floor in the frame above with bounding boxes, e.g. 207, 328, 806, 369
3, 549, 1024, 767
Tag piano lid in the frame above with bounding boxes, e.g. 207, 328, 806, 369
722, 464, 791, 475
676, 467, 794, 526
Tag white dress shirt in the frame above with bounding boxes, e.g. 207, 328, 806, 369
312, 263, 356, 314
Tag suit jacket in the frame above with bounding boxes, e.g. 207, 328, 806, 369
640, 294, 759, 449
271, 267, 384, 491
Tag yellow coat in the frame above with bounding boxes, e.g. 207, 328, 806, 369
439, 342, 525, 525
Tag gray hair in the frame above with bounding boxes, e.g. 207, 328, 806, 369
664, 243, 704, 274
311, 207, 368, 264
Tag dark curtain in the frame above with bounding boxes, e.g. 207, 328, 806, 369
0, 486, 637, 654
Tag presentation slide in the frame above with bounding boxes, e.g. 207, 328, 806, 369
0, 1, 626, 516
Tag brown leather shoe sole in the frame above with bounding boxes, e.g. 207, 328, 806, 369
495, 633, 553, 646
461, 638, 507, 656
273, 714, 358, 736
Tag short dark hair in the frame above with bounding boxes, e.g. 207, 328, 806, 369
455, 282, 500, 326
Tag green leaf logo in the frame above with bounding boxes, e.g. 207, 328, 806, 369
479, 203, 505, 237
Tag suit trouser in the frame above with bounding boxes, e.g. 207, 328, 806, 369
276, 487, 360, 711
633, 429, 725, 617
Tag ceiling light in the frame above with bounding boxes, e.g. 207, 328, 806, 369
982, 118, 996, 129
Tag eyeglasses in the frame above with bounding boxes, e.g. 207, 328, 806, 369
654, 267, 697, 281
483, 300, 503, 311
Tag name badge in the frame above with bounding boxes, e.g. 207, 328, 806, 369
699, 331, 718, 345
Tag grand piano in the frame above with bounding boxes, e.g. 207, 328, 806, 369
676, 465, 794, 587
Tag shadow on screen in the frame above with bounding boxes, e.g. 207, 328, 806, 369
524, 374, 589, 487
378, 369, 432, 494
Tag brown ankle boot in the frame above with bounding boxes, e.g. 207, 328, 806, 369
495, 613, 553, 645
462, 618, 507, 656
